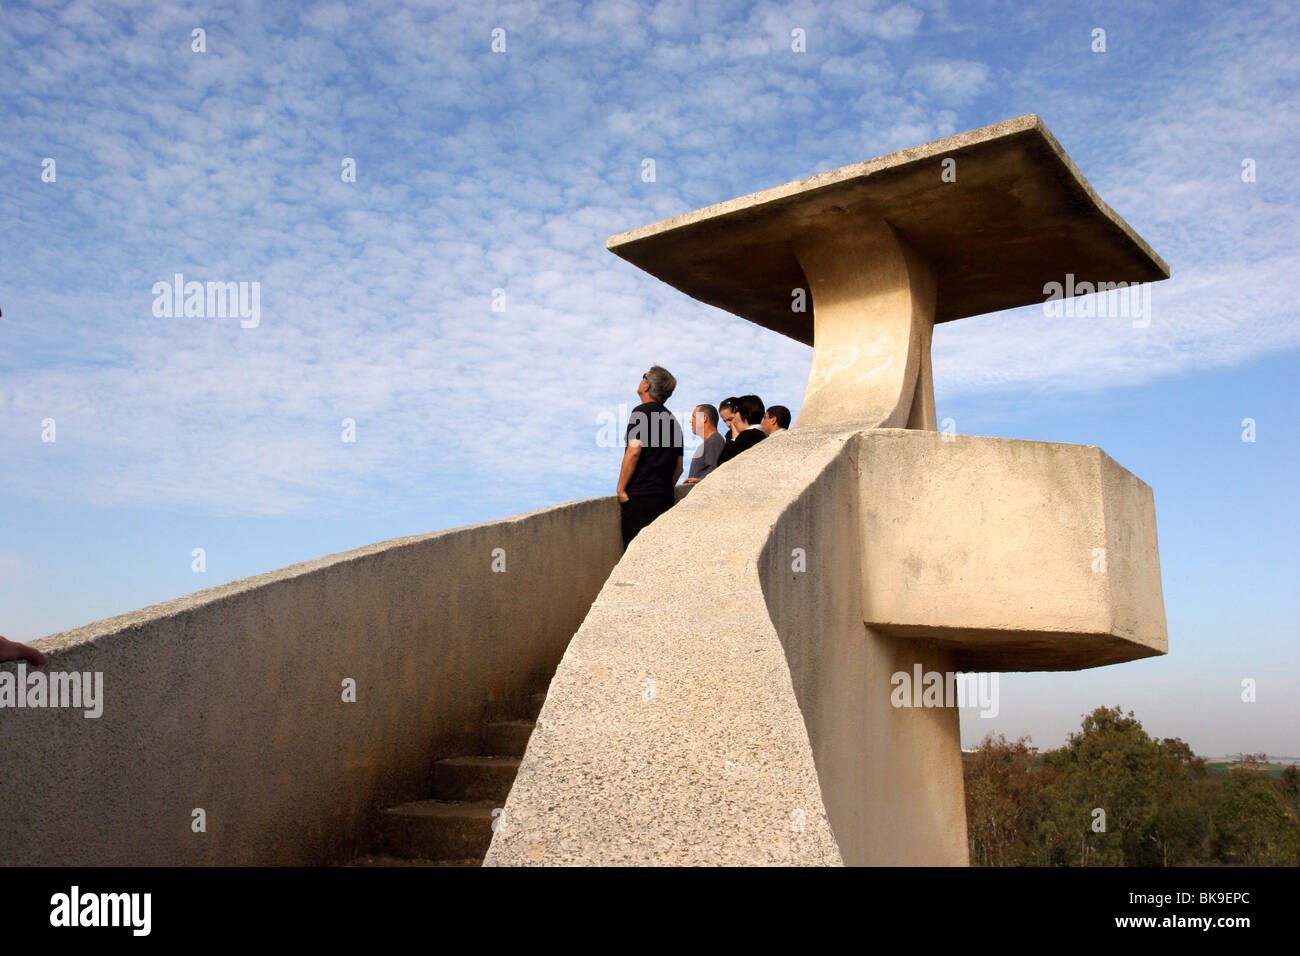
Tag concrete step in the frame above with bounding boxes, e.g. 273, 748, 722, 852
431, 756, 521, 801
483, 719, 536, 757
377, 799, 498, 860
345, 690, 545, 866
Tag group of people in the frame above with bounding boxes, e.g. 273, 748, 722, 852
615, 365, 790, 547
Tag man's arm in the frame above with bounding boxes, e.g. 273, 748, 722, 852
672, 453, 683, 486
617, 441, 641, 502
0, 634, 48, 665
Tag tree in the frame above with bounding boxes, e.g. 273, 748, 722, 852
1211, 769, 1300, 865
1044, 706, 1163, 865
963, 733, 1043, 866
1281, 765, 1299, 803
961, 709, 1294, 866
1148, 737, 1209, 866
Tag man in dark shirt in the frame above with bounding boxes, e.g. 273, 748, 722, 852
617, 366, 684, 548
716, 394, 767, 466
684, 403, 725, 484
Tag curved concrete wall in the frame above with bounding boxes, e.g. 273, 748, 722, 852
0, 496, 624, 865
757, 433, 966, 865
485, 428, 955, 865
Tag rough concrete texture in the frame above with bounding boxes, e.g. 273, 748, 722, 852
485, 428, 1165, 865
0, 496, 624, 865
607, 114, 1169, 343
485, 429, 850, 866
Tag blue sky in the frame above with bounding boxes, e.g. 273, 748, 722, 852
1, 0, 1296, 757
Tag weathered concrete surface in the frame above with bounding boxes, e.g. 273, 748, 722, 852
793, 220, 938, 429
485, 428, 1165, 865
484, 430, 850, 866
758, 433, 966, 865
607, 114, 1169, 343
0, 496, 625, 866
857, 429, 1168, 671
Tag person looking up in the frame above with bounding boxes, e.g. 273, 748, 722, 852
616, 366, 684, 547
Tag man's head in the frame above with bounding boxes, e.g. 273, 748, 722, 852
640, 366, 677, 403
763, 405, 791, 434
735, 394, 765, 426
692, 403, 719, 436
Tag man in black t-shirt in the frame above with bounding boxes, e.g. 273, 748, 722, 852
617, 366, 684, 548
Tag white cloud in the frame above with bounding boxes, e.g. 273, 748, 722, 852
0, 0, 1294, 520
902, 58, 987, 101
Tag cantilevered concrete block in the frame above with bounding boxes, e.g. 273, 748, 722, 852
855, 429, 1168, 672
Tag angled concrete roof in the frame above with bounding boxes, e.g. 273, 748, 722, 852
607, 115, 1170, 345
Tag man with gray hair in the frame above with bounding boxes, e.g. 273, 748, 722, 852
616, 366, 684, 548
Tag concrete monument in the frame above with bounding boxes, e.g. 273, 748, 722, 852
0, 116, 1169, 868
484, 115, 1169, 865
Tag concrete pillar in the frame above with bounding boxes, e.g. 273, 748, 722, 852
792, 219, 937, 430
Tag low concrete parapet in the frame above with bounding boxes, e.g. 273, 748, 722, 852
0, 495, 624, 865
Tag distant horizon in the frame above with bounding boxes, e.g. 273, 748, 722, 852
960, 743, 1300, 765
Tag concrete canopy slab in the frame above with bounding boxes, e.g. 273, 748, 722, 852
606, 115, 1169, 344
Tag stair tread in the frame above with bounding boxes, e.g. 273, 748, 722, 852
436, 755, 522, 768
350, 690, 551, 866
382, 799, 499, 819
